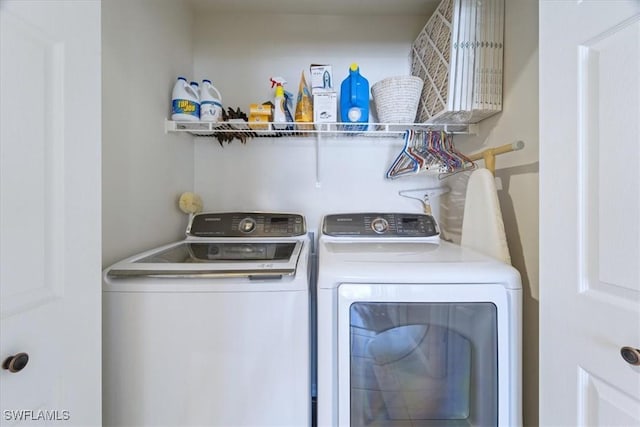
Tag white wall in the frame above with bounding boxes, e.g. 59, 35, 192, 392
452, 1, 539, 424
191, 5, 540, 426
102, 0, 195, 267
192, 13, 427, 115
101, 1, 540, 424
193, 139, 444, 230
496, 3, 539, 425
192, 13, 441, 230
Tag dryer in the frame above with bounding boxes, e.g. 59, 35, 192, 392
316, 212, 522, 427
103, 212, 311, 427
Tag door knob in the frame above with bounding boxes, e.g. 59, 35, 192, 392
620, 347, 640, 366
2, 352, 29, 373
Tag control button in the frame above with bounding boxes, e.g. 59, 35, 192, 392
239, 217, 256, 233
371, 217, 389, 234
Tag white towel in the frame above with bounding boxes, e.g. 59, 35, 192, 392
460, 168, 511, 264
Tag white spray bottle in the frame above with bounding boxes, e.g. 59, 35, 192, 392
270, 77, 288, 130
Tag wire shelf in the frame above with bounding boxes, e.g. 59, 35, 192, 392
164, 119, 478, 138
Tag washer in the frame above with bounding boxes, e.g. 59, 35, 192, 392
103, 212, 311, 427
316, 212, 522, 427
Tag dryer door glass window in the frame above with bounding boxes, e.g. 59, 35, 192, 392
350, 302, 497, 426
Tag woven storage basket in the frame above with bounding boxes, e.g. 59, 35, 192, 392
371, 76, 424, 123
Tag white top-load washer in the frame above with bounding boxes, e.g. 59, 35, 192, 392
316, 212, 522, 427
103, 212, 311, 427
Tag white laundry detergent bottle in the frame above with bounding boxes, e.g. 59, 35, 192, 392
171, 77, 200, 121
190, 81, 201, 116
200, 80, 223, 122
190, 81, 200, 100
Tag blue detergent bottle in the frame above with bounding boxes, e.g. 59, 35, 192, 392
340, 63, 369, 129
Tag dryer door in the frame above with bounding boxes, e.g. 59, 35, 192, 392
337, 283, 516, 427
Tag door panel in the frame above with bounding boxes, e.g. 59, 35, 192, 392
0, 1, 101, 425
581, 14, 639, 298
539, 1, 640, 425
579, 368, 640, 426
0, 3, 65, 317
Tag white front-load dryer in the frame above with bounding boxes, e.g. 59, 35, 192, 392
316, 212, 522, 427
103, 212, 311, 427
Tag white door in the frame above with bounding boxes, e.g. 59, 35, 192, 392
0, 1, 101, 425
539, 1, 640, 426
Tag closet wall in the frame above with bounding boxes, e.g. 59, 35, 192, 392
192, 12, 440, 229
101, 0, 539, 425
462, 2, 539, 424
102, 0, 195, 267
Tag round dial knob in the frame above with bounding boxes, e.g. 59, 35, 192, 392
239, 217, 256, 233
371, 217, 389, 234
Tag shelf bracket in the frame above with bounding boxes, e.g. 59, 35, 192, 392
315, 132, 322, 188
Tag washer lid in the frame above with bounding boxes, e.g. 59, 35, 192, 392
106, 240, 304, 279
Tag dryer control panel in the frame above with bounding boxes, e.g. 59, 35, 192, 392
323, 213, 439, 237
187, 212, 306, 237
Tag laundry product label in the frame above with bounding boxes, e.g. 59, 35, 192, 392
172, 99, 199, 117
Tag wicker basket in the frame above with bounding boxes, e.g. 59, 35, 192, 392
371, 76, 424, 123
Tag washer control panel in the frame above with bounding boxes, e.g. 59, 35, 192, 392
323, 213, 439, 237
188, 212, 306, 237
